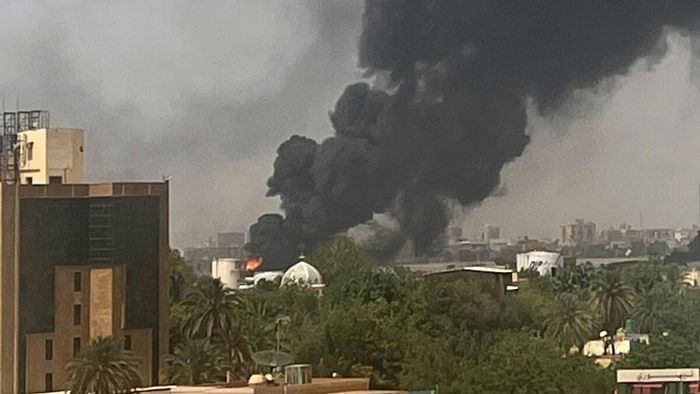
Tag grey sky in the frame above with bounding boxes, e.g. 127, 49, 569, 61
0, 1, 698, 247
461, 32, 700, 240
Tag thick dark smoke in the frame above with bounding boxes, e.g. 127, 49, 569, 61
248, 0, 700, 269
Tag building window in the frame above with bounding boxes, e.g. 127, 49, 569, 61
27, 142, 33, 161
44, 339, 53, 361
73, 337, 81, 357
74, 272, 82, 292
73, 304, 81, 325
124, 335, 132, 351
26, 177, 33, 185
49, 176, 62, 184
45, 373, 53, 391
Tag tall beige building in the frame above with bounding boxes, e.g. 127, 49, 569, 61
0, 111, 169, 393
18, 127, 84, 185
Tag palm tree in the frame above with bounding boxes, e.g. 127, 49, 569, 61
632, 289, 667, 333
165, 338, 228, 385
66, 336, 142, 394
170, 249, 197, 304
545, 292, 595, 352
183, 277, 240, 338
592, 268, 634, 354
182, 277, 252, 380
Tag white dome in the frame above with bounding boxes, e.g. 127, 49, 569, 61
281, 256, 324, 287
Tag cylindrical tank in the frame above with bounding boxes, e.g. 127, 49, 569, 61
211, 258, 241, 289
285, 364, 312, 385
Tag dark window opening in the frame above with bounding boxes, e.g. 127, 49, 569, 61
73, 272, 82, 292
124, 335, 132, 351
73, 304, 81, 325
27, 142, 33, 161
73, 337, 81, 357
26, 177, 33, 185
44, 339, 53, 361
45, 373, 53, 391
49, 176, 62, 184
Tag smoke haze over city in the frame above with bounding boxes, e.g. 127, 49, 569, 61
0, 0, 699, 260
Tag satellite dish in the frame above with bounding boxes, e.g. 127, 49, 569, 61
251, 350, 293, 368
251, 315, 294, 369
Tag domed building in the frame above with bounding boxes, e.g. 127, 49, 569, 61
280, 255, 325, 293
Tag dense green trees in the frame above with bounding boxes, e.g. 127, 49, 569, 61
165, 338, 228, 385
66, 336, 142, 394
166, 240, 700, 392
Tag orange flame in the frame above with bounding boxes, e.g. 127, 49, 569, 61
245, 256, 263, 272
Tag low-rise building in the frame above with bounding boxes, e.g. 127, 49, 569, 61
424, 266, 518, 293
516, 251, 563, 276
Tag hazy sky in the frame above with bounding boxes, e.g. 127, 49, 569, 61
0, 1, 698, 247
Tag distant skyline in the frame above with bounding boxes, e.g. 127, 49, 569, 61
0, 1, 698, 249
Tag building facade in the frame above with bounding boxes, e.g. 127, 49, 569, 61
561, 219, 597, 246
18, 128, 84, 185
0, 182, 169, 393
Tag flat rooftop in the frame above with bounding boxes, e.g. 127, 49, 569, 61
14, 181, 168, 199
424, 265, 513, 277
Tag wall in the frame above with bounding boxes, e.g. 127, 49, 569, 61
0, 184, 19, 393
18, 128, 84, 185
46, 128, 84, 183
18, 195, 163, 392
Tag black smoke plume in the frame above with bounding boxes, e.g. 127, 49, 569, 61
248, 0, 700, 269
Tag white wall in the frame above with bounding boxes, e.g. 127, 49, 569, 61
211, 258, 241, 289
516, 251, 563, 276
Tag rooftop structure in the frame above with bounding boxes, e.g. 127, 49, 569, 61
280, 256, 325, 293
424, 265, 518, 293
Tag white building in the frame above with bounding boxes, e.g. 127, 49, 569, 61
516, 250, 563, 276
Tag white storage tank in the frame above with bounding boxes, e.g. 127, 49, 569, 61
211, 258, 242, 289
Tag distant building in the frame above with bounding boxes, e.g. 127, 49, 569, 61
516, 251, 563, 276
424, 266, 518, 294
184, 231, 245, 275
217, 232, 245, 248
561, 219, 597, 246
479, 224, 501, 242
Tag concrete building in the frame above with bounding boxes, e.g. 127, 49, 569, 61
0, 182, 169, 393
479, 224, 501, 242
184, 232, 245, 275
18, 128, 84, 185
561, 219, 597, 246
516, 250, 563, 276
217, 232, 245, 248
